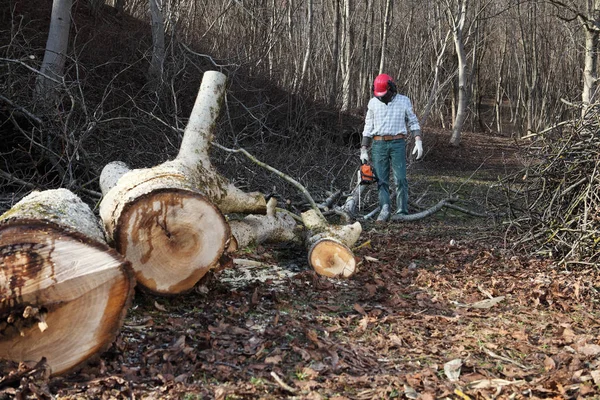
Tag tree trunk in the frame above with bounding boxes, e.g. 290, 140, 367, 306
582, 20, 599, 116
378, 0, 392, 74
0, 189, 134, 376
448, 0, 469, 147
421, 29, 451, 127
35, 0, 73, 104
329, 0, 340, 107
99, 71, 265, 295
229, 198, 299, 251
148, 0, 166, 81
340, 0, 353, 111
296, 0, 313, 93
302, 210, 361, 278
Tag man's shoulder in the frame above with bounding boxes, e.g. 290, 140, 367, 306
367, 97, 380, 105
394, 94, 410, 102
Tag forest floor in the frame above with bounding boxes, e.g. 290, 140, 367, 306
3, 130, 600, 400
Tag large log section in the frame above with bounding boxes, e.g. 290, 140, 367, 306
99, 71, 266, 295
0, 189, 134, 376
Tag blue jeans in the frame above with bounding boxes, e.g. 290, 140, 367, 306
371, 139, 408, 214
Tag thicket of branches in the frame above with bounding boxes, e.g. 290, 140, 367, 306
0, 1, 361, 212
504, 105, 600, 266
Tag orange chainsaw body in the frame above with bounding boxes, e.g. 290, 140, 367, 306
360, 163, 377, 185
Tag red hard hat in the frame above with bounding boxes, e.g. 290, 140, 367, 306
373, 73, 394, 97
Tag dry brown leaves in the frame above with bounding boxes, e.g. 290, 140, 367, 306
1, 220, 599, 399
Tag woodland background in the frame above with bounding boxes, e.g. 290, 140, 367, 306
1, 0, 595, 209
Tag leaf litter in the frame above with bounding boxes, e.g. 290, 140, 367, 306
2, 218, 598, 399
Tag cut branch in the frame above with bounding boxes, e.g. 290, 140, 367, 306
229, 197, 300, 250
302, 209, 362, 278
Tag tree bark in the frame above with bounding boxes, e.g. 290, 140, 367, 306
580, 8, 600, 116
447, 0, 469, 147
0, 189, 134, 376
148, 0, 166, 81
340, 0, 353, 111
302, 209, 361, 278
99, 71, 265, 295
378, 0, 392, 74
229, 198, 299, 251
35, 0, 73, 104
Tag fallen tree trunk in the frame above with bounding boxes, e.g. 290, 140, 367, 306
99, 71, 265, 295
302, 209, 362, 278
228, 198, 300, 251
0, 189, 134, 376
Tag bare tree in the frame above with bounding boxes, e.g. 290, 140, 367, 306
340, 0, 353, 111
148, 0, 166, 81
445, 0, 469, 146
35, 0, 73, 104
378, 0, 393, 73
329, 0, 341, 107
297, 0, 313, 92
550, 0, 600, 116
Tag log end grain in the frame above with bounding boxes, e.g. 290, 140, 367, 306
116, 189, 230, 295
308, 238, 356, 278
0, 219, 134, 376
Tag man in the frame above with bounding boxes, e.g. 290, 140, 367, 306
360, 73, 423, 222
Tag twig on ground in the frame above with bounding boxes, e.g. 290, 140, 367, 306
270, 371, 297, 393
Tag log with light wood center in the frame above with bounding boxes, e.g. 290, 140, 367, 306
0, 189, 134, 376
113, 188, 229, 294
99, 71, 264, 295
302, 210, 362, 278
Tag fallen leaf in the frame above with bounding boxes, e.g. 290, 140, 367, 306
561, 327, 576, 343
353, 303, 367, 315
469, 296, 505, 309
364, 255, 379, 262
444, 358, 462, 382
467, 379, 526, 389
265, 355, 282, 364
591, 370, 600, 386
544, 356, 556, 371
575, 344, 600, 356
389, 334, 403, 347
403, 384, 418, 399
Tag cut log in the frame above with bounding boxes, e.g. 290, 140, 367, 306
228, 198, 300, 251
100, 181, 230, 295
302, 209, 362, 278
99, 71, 264, 294
0, 189, 134, 376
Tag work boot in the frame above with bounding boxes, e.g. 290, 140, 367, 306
376, 204, 390, 222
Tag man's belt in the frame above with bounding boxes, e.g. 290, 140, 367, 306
373, 134, 406, 141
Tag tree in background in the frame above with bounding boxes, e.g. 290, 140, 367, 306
35, 0, 73, 105
148, 0, 166, 82
550, 0, 600, 117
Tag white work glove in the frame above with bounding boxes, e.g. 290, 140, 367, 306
360, 147, 369, 163
412, 138, 423, 160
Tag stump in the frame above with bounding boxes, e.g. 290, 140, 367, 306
0, 189, 134, 376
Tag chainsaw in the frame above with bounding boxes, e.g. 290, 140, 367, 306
359, 161, 377, 185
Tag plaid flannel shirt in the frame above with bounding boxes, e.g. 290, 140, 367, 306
362, 94, 421, 139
